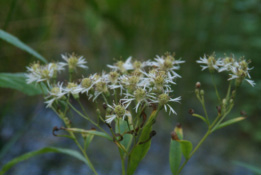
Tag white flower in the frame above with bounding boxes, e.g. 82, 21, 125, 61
80, 74, 97, 95
151, 93, 181, 115
45, 82, 66, 107
196, 54, 220, 72
105, 104, 131, 124
121, 88, 156, 112
64, 82, 82, 95
26, 63, 60, 84
151, 54, 184, 79
217, 56, 235, 72
228, 65, 255, 87
107, 56, 133, 72
61, 53, 88, 71
141, 69, 175, 92
92, 73, 110, 101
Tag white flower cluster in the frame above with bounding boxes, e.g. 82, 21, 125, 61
26, 53, 184, 123
197, 54, 255, 87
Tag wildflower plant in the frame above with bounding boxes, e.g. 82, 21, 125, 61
0, 51, 255, 175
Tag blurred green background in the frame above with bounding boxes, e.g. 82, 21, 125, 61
0, 0, 261, 174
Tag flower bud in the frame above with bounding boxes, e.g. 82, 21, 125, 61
195, 82, 201, 89
188, 108, 194, 115
200, 90, 204, 96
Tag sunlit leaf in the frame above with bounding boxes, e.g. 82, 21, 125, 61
0, 29, 47, 63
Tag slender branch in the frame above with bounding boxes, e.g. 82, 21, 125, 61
211, 74, 221, 103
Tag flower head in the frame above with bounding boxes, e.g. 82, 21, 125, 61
107, 57, 133, 73
45, 82, 66, 107
196, 54, 220, 72
105, 103, 131, 124
61, 53, 88, 72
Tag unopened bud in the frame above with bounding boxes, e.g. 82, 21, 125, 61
195, 89, 199, 95
195, 82, 201, 89
171, 131, 180, 140
188, 108, 194, 115
240, 111, 247, 117
200, 90, 204, 96
103, 103, 107, 109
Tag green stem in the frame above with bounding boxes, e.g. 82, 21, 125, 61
211, 74, 221, 103
119, 148, 126, 175
52, 108, 98, 175
68, 102, 107, 133
201, 96, 210, 125
178, 130, 211, 174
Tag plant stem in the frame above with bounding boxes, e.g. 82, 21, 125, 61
200, 96, 210, 125
211, 74, 221, 103
119, 148, 126, 175
52, 108, 98, 175
68, 102, 107, 133
178, 130, 211, 174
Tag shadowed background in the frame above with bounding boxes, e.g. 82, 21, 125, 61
0, 0, 261, 174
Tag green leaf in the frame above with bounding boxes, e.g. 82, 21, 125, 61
84, 133, 95, 150
212, 117, 245, 132
127, 110, 159, 175
0, 73, 47, 96
169, 139, 182, 175
192, 114, 208, 124
0, 147, 91, 175
0, 29, 47, 63
65, 128, 112, 141
178, 140, 193, 160
233, 161, 261, 174
115, 118, 133, 153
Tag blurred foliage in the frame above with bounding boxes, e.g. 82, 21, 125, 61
0, 0, 261, 174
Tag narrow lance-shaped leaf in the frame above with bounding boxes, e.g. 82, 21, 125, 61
0, 29, 47, 63
0, 73, 47, 96
169, 124, 183, 175
0, 147, 92, 175
233, 161, 261, 174
178, 140, 193, 160
212, 117, 245, 132
127, 110, 159, 175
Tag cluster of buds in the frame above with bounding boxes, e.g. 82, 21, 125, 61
197, 54, 255, 87
26, 52, 184, 124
